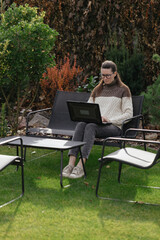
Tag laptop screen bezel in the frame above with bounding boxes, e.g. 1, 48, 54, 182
67, 101, 103, 124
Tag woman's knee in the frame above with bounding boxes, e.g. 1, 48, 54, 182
76, 122, 87, 130
85, 123, 97, 134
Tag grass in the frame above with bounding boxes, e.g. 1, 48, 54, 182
0, 144, 160, 240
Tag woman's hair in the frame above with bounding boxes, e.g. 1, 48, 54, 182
91, 60, 126, 100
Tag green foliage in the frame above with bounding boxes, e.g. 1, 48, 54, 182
14, 0, 160, 88
105, 33, 144, 95
153, 54, 160, 63
141, 54, 160, 125
1, 2, 40, 26
0, 103, 9, 137
0, 40, 10, 84
0, 3, 58, 133
77, 75, 98, 92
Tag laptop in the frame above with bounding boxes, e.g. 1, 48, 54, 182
67, 101, 111, 125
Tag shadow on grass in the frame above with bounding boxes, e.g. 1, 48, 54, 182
0, 147, 160, 234
96, 161, 160, 203
23, 151, 160, 204
0, 199, 23, 238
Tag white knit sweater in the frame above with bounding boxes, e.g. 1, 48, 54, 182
88, 83, 133, 129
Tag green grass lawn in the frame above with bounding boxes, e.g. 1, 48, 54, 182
0, 145, 160, 240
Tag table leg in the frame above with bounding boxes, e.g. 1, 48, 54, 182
60, 150, 63, 188
16, 146, 20, 171
79, 147, 86, 178
16, 146, 19, 156
17, 146, 26, 162
23, 147, 27, 162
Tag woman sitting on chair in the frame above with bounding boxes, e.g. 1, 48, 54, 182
62, 60, 133, 179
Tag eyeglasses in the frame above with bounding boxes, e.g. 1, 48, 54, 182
101, 73, 113, 78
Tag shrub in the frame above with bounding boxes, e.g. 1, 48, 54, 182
0, 40, 10, 99
0, 3, 58, 133
40, 55, 83, 107
141, 54, 160, 126
14, 0, 160, 88
77, 75, 99, 93
0, 103, 9, 137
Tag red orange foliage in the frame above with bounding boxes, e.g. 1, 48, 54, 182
40, 55, 84, 107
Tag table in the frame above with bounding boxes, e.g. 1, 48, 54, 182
7, 136, 86, 188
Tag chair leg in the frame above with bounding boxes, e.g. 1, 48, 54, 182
118, 163, 122, 183
16, 146, 19, 156
16, 146, 19, 171
96, 160, 160, 205
23, 147, 27, 161
79, 148, 86, 178
96, 162, 103, 197
0, 159, 24, 209
21, 161, 24, 196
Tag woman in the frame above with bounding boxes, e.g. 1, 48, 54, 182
62, 60, 133, 179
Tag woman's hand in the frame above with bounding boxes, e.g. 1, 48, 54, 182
102, 116, 109, 123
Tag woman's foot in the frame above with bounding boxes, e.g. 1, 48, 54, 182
62, 164, 74, 177
69, 166, 84, 179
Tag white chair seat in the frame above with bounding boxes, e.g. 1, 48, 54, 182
0, 155, 19, 171
96, 129, 160, 204
0, 137, 24, 208
101, 147, 156, 168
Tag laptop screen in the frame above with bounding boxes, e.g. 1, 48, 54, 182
67, 101, 103, 124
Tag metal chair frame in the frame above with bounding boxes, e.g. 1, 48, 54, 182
96, 128, 160, 206
0, 137, 24, 208
26, 91, 144, 146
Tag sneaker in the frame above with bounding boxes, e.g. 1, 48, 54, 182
69, 166, 84, 179
62, 165, 74, 178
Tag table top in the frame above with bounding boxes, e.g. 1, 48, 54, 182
5, 135, 85, 150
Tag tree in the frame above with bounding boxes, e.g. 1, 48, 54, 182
0, 3, 58, 133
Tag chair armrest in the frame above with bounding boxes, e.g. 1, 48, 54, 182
122, 114, 143, 125
124, 128, 160, 149
104, 127, 160, 145
0, 136, 22, 145
104, 136, 160, 145
125, 128, 160, 137
101, 129, 160, 160
121, 114, 144, 135
0, 136, 23, 159
26, 108, 52, 121
26, 108, 52, 134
